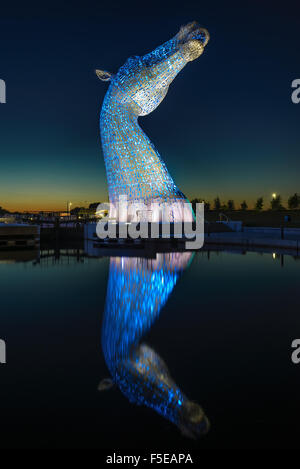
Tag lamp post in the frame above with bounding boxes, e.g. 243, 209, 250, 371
67, 201, 72, 215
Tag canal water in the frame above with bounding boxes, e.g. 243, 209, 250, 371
0, 246, 299, 449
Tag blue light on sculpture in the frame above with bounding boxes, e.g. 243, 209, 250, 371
100, 253, 209, 438
96, 22, 209, 222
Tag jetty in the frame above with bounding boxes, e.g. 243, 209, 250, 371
0, 223, 40, 250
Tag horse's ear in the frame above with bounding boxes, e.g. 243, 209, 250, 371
95, 69, 113, 82
98, 378, 114, 391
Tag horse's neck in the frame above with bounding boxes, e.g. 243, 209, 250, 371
101, 253, 192, 373
100, 92, 175, 205
101, 255, 181, 375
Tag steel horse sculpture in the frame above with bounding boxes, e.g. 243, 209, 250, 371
96, 22, 209, 222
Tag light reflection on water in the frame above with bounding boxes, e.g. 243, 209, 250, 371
101, 253, 209, 439
0, 246, 300, 448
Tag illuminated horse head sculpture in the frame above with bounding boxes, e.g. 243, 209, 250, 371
96, 22, 209, 222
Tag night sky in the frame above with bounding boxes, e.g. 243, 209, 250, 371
1, 0, 299, 211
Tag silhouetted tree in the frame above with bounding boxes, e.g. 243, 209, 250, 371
191, 198, 210, 212
89, 202, 101, 210
255, 197, 264, 211
70, 206, 85, 215
270, 195, 284, 210
240, 200, 248, 211
288, 193, 300, 209
227, 200, 235, 210
205, 201, 211, 211
0, 206, 9, 216
213, 197, 221, 211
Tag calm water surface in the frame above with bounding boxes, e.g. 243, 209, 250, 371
0, 246, 299, 449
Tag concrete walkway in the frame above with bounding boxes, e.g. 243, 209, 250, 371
205, 228, 300, 252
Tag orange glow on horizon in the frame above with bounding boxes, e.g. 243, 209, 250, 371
3, 196, 261, 213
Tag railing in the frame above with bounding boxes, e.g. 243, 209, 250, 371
218, 213, 230, 222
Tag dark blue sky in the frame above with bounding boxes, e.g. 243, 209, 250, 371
1, 0, 299, 210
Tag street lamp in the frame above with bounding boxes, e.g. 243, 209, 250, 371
272, 193, 277, 199
67, 201, 72, 214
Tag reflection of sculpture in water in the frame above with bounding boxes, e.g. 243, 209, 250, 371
96, 22, 209, 222
99, 253, 209, 438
